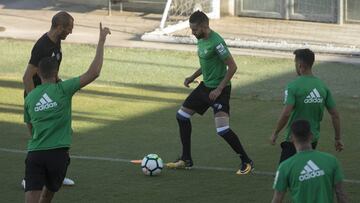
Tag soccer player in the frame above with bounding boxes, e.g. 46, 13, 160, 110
272, 120, 348, 203
166, 11, 253, 175
23, 11, 73, 94
23, 23, 110, 203
270, 48, 344, 163
22, 11, 75, 187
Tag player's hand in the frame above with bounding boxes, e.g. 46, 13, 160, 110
335, 139, 344, 152
209, 87, 222, 101
270, 134, 278, 145
99, 22, 111, 42
184, 77, 194, 88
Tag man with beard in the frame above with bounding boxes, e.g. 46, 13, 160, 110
166, 11, 253, 175
22, 11, 75, 188
270, 49, 343, 164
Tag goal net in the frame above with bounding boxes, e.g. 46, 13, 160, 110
141, 0, 220, 44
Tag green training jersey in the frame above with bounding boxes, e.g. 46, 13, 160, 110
24, 77, 80, 151
197, 30, 231, 88
283, 76, 336, 142
273, 150, 344, 203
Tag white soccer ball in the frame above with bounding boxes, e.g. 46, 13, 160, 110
141, 154, 163, 176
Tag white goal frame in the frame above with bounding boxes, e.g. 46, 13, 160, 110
141, 0, 360, 55
142, 0, 220, 40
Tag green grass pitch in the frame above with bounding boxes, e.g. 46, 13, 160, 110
0, 39, 359, 202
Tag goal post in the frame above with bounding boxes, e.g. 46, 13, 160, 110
142, 0, 220, 36
142, 0, 360, 55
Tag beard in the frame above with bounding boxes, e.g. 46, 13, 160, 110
195, 32, 205, 39
59, 30, 69, 40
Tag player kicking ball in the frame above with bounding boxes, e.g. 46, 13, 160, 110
23, 23, 110, 203
166, 11, 253, 175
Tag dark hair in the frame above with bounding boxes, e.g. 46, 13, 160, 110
293, 48, 315, 68
51, 11, 74, 29
291, 120, 311, 142
189, 10, 209, 25
38, 57, 59, 79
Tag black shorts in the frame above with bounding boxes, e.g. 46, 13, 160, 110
183, 82, 231, 115
279, 141, 318, 164
25, 148, 70, 192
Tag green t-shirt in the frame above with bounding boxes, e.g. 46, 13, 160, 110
273, 150, 344, 203
197, 30, 231, 88
24, 77, 81, 151
283, 76, 336, 142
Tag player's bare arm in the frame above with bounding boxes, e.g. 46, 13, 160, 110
209, 55, 237, 101
80, 23, 111, 88
335, 182, 348, 203
271, 191, 285, 203
23, 64, 37, 94
184, 68, 202, 88
327, 107, 343, 152
271, 105, 294, 145
26, 123, 32, 137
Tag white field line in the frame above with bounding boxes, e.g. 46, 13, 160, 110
1, 147, 359, 184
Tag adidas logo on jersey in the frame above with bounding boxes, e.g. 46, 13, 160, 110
34, 93, 57, 112
299, 160, 325, 181
304, 88, 323, 104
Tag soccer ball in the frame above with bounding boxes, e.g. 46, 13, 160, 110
141, 154, 163, 176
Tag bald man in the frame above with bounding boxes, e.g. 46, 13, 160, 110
23, 11, 74, 94
22, 11, 75, 188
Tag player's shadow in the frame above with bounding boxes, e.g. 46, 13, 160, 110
0, 78, 185, 103
67, 60, 360, 156
0, 101, 119, 125
1, 61, 360, 202
0, 79, 23, 89
79, 89, 182, 103
104, 57, 196, 71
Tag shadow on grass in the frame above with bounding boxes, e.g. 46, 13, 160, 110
79, 89, 182, 103
104, 57, 196, 71
61, 61, 360, 151
0, 79, 189, 97
0, 60, 360, 202
0, 79, 23, 89
0, 102, 120, 124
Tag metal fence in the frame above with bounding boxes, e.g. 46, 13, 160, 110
236, 0, 359, 24
345, 0, 360, 22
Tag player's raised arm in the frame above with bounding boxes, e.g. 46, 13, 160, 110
80, 23, 111, 88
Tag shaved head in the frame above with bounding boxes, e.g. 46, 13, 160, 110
50, 11, 74, 40
51, 11, 74, 29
